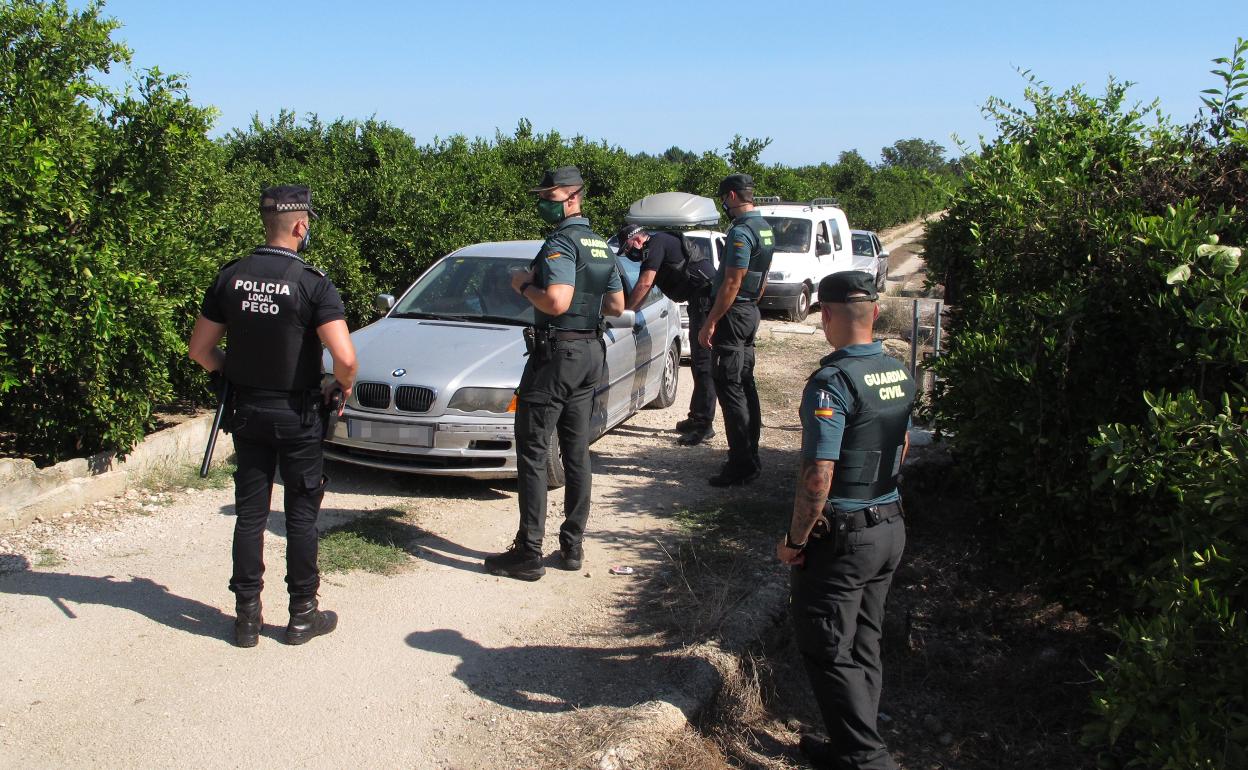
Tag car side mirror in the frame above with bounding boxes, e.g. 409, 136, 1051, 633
879, 250, 890, 260
816, 241, 832, 256
375, 294, 395, 315
605, 310, 636, 329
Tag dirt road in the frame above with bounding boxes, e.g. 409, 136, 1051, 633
0, 323, 825, 769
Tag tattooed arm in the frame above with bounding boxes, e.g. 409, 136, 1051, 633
777, 458, 835, 565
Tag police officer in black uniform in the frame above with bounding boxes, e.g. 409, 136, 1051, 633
615, 224, 717, 446
776, 272, 915, 770
188, 185, 358, 648
697, 174, 774, 486
484, 167, 625, 581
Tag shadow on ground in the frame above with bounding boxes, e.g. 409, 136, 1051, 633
0, 557, 239, 643
406, 628, 713, 714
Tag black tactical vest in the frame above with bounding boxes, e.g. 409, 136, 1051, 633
731, 214, 775, 300
541, 219, 618, 331
217, 248, 324, 392
810, 351, 916, 500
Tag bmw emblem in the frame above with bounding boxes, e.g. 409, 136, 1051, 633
392, 368, 407, 378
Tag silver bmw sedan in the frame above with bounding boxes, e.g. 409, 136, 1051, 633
322, 240, 682, 487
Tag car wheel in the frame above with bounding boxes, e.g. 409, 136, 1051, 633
647, 341, 680, 409
545, 426, 565, 489
876, 263, 888, 294
786, 285, 811, 322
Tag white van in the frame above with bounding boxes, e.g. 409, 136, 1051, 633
754, 198, 858, 321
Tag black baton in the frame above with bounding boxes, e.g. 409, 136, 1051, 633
200, 379, 232, 478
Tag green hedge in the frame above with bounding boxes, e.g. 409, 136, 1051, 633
925, 40, 1248, 768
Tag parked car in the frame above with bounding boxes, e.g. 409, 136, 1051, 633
321, 240, 683, 487
851, 229, 890, 293
753, 197, 858, 322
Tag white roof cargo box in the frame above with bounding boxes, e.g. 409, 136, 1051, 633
625, 192, 720, 229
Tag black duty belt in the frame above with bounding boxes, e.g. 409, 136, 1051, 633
810, 500, 903, 539
549, 329, 600, 341
232, 386, 316, 409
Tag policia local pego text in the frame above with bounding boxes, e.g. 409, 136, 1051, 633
234, 278, 292, 314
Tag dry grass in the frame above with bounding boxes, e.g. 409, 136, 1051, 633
525, 702, 728, 770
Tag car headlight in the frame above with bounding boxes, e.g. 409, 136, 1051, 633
768, 270, 791, 281
448, 387, 517, 413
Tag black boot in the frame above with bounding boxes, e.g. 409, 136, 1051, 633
558, 543, 584, 571
677, 425, 716, 446
234, 596, 262, 648
484, 541, 545, 581
286, 597, 337, 645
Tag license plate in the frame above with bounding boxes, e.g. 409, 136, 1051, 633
347, 419, 432, 446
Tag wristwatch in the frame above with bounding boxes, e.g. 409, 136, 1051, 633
785, 532, 807, 550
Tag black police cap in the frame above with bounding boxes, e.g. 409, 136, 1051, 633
615, 224, 645, 255
530, 165, 585, 192
259, 185, 318, 219
818, 271, 878, 303
717, 173, 754, 196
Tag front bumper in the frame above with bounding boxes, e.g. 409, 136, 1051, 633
323, 409, 518, 479
758, 281, 805, 310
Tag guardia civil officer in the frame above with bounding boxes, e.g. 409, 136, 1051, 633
188, 185, 358, 648
776, 272, 915, 770
696, 174, 774, 486
615, 224, 717, 446
484, 167, 625, 581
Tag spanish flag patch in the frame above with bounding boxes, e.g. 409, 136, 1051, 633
814, 390, 835, 418
546, 252, 563, 260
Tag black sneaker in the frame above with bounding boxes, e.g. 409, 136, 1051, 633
708, 465, 761, 487
677, 425, 716, 446
558, 544, 584, 571
485, 542, 545, 581
285, 597, 337, 646
798, 734, 840, 769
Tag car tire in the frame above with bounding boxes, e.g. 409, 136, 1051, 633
647, 341, 680, 409
545, 426, 565, 490
786, 285, 811, 322
876, 263, 888, 294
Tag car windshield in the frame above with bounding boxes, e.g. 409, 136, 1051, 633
763, 217, 812, 252
852, 233, 874, 257
391, 255, 535, 325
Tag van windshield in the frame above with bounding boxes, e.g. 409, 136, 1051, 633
763, 217, 811, 253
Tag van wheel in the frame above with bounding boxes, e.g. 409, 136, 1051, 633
786, 285, 811, 322
648, 341, 680, 409
545, 427, 565, 489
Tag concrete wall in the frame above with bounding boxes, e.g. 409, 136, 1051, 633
0, 414, 234, 533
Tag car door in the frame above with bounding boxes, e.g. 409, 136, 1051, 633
828, 216, 850, 271
602, 255, 642, 426
635, 281, 672, 404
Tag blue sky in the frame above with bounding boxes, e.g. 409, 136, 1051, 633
88, 0, 1247, 166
